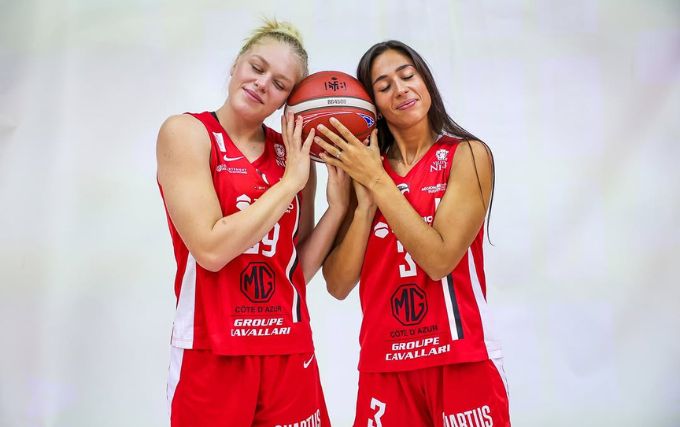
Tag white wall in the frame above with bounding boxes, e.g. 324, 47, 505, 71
1, 0, 678, 425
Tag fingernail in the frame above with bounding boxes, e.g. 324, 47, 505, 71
330, 117, 338, 124
317, 124, 326, 130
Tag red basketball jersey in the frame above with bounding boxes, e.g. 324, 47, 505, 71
159, 111, 313, 356
358, 136, 502, 372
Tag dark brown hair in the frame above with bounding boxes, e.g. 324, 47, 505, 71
356, 40, 495, 239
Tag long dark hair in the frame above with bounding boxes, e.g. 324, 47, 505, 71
356, 40, 495, 240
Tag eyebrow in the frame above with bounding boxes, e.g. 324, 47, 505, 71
251, 54, 294, 84
372, 64, 415, 85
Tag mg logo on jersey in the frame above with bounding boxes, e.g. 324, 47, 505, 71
397, 183, 409, 194
391, 284, 428, 326
373, 221, 389, 238
240, 262, 275, 303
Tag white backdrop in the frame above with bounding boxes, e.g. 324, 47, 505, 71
1, 0, 679, 426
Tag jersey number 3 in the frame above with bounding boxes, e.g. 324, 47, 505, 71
368, 397, 386, 427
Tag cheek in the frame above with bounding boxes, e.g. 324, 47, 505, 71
374, 93, 391, 112
271, 90, 291, 108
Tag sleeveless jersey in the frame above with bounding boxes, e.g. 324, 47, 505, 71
358, 136, 502, 372
159, 111, 313, 356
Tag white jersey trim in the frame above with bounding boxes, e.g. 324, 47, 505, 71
171, 254, 196, 348
285, 195, 301, 322
166, 346, 184, 417
468, 248, 503, 359
491, 356, 510, 399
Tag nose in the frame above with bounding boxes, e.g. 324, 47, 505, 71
254, 76, 268, 92
394, 80, 409, 96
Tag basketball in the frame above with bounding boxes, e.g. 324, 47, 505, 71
284, 71, 377, 162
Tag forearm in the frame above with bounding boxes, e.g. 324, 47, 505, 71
196, 179, 299, 271
322, 207, 374, 299
298, 205, 347, 283
370, 176, 457, 280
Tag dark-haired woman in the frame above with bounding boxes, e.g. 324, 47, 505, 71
319, 40, 510, 426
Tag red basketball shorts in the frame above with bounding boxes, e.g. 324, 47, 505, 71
168, 347, 330, 427
353, 358, 510, 427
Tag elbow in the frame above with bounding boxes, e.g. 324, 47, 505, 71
423, 261, 456, 282
323, 270, 355, 300
327, 284, 351, 300
193, 250, 229, 273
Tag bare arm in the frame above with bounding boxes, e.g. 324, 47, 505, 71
322, 179, 376, 300
156, 113, 313, 272
297, 163, 351, 283
371, 141, 491, 279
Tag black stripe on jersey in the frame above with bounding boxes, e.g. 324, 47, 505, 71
447, 274, 464, 339
288, 255, 302, 321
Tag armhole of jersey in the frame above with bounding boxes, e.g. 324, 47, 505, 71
185, 112, 219, 172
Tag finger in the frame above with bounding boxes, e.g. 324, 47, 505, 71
286, 112, 295, 145
319, 152, 342, 168
281, 115, 289, 147
325, 161, 335, 179
292, 115, 303, 147
329, 117, 363, 146
302, 128, 315, 154
316, 124, 350, 149
313, 136, 339, 156
369, 128, 379, 151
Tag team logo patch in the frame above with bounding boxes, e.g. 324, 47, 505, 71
240, 262, 275, 303
430, 148, 448, 172
397, 183, 409, 194
391, 284, 428, 326
373, 221, 389, 238
236, 194, 251, 211
274, 143, 286, 158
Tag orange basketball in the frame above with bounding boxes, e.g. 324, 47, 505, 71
285, 71, 376, 162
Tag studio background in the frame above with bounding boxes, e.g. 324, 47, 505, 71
1, 0, 678, 426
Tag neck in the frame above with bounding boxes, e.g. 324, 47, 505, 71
215, 101, 265, 143
388, 119, 437, 165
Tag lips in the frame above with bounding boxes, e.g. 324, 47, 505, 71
396, 99, 417, 110
243, 88, 264, 104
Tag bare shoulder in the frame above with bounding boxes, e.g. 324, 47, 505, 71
157, 114, 207, 149
156, 114, 211, 179
452, 139, 492, 171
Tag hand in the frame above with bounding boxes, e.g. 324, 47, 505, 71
281, 112, 315, 192
325, 162, 350, 212
315, 118, 386, 190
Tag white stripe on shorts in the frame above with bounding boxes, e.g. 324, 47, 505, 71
167, 346, 184, 417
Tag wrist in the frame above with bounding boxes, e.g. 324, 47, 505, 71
367, 170, 390, 192
279, 176, 303, 195
354, 204, 377, 220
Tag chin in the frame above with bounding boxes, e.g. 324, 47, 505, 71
232, 99, 270, 122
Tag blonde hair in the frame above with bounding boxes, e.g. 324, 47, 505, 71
238, 18, 309, 78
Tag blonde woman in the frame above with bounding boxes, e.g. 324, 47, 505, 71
157, 20, 346, 426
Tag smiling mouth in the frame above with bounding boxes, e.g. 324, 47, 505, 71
244, 88, 264, 104
396, 99, 417, 110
